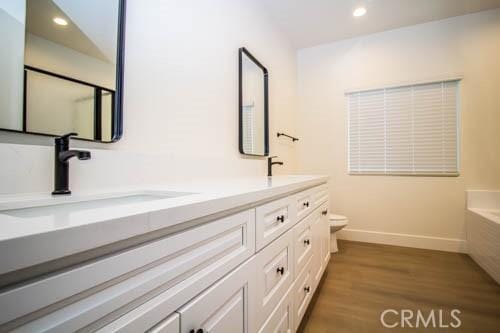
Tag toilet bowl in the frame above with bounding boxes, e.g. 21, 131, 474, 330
329, 214, 348, 253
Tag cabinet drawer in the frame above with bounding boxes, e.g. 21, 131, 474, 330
295, 189, 314, 221
148, 313, 179, 333
293, 213, 314, 278
8, 210, 255, 333
256, 196, 296, 251
254, 229, 294, 328
257, 285, 293, 333
293, 256, 313, 332
312, 184, 328, 207
178, 257, 257, 333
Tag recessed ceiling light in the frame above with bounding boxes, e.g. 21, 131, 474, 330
353, 7, 367, 17
53, 17, 68, 26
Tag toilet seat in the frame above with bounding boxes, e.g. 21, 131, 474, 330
329, 214, 348, 227
330, 219, 348, 227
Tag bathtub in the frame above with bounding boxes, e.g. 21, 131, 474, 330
466, 190, 500, 284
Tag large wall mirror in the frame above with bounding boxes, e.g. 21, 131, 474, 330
0, 0, 125, 143
239, 47, 269, 156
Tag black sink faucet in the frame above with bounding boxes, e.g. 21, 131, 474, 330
267, 156, 284, 177
52, 133, 91, 195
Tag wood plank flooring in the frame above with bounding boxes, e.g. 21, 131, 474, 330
300, 240, 500, 333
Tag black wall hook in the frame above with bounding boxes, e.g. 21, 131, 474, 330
277, 132, 299, 142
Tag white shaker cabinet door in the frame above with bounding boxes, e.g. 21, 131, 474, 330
310, 207, 323, 293
177, 257, 257, 333
254, 228, 294, 328
320, 204, 331, 270
257, 286, 294, 333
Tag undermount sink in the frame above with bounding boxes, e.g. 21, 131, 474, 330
0, 190, 193, 218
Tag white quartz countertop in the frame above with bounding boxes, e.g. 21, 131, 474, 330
0, 175, 328, 275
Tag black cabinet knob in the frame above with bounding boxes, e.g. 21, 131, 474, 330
276, 215, 285, 223
303, 201, 310, 208
276, 266, 285, 275
304, 286, 311, 293
304, 239, 310, 245
321, 209, 328, 216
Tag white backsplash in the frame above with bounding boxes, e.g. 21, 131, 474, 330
0, 143, 269, 195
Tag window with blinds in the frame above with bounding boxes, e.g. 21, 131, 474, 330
347, 80, 460, 175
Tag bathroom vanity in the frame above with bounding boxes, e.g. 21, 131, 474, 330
0, 175, 329, 332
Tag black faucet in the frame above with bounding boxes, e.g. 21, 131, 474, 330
52, 133, 91, 195
267, 156, 284, 177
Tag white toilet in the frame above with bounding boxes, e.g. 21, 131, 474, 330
329, 214, 348, 253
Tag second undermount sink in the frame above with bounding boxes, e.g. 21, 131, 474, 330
0, 190, 194, 218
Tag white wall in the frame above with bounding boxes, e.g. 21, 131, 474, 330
0, 0, 298, 195
296, 9, 500, 252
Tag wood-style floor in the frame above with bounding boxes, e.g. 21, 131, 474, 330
300, 240, 500, 333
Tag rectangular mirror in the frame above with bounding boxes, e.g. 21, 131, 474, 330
239, 47, 269, 156
0, 0, 125, 143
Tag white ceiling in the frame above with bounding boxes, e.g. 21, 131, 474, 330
257, 0, 500, 49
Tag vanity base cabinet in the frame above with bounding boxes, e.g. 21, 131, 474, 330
3, 182, 329, 333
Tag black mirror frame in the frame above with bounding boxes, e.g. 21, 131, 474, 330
0, 0, 126, 143
238, 47, 269, 157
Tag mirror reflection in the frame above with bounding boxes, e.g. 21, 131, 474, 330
239, 47, 268, 156
0, 0, 123, 142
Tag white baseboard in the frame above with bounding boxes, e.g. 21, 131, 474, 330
337, 228, 467, 253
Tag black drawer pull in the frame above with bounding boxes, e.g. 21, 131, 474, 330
276, 215, 285, 223
304, 239, 310, 245
303, 201, 310, 208
276, 267, 285, 275
304, 286, 311, 293
321, 209, 328, 216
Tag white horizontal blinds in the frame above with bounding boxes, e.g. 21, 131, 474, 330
348, 80, 459, 175
413, 81, 458, 174
386, 86, 413, 172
